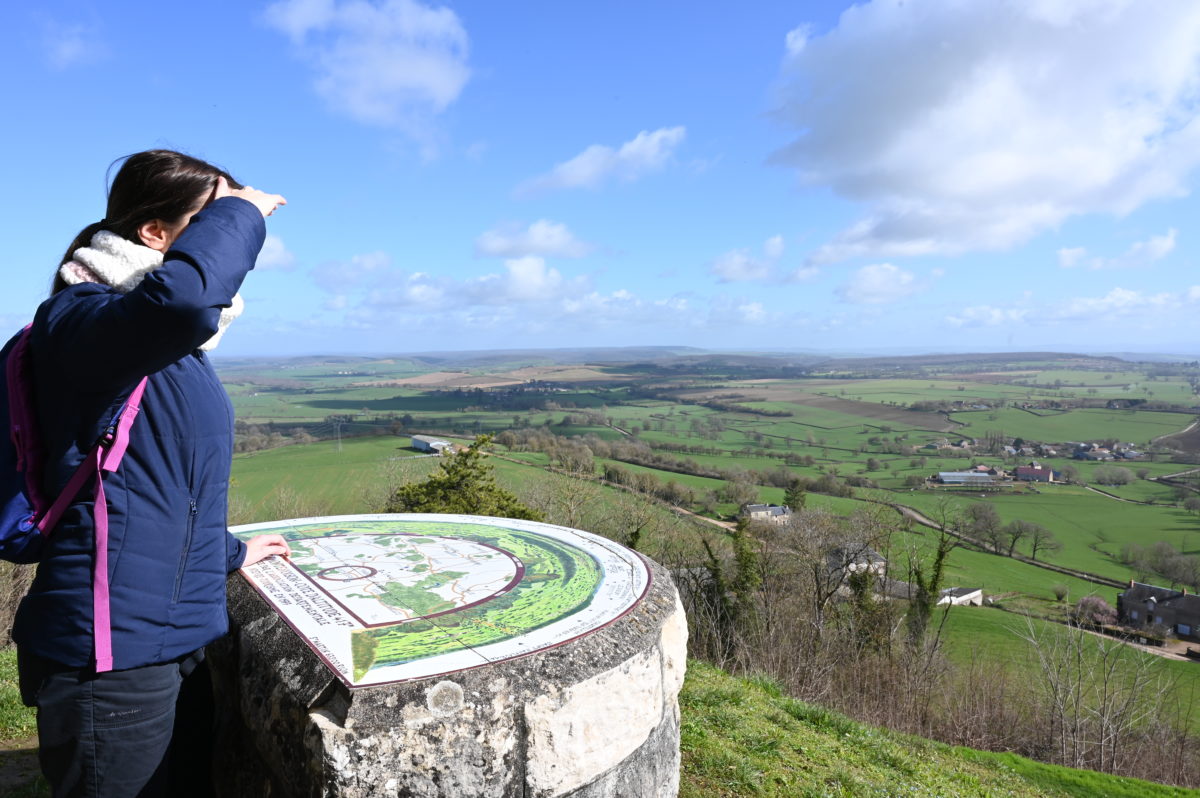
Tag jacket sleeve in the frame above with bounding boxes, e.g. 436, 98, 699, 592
39, 197, 265, 389
226, 531, 248, 573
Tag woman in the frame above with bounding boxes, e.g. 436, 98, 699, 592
14, 150, 291, 797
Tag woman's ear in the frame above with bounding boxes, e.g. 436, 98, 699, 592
137, 219, 171, 252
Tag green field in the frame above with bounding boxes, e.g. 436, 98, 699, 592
214, 349, 1200, 790
950, 407, 1193, 444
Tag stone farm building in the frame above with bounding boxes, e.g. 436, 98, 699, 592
827, 545, 887, 578
411, 435, 453, 454
742, 503, 792, 525
1117, 581, 1200, 638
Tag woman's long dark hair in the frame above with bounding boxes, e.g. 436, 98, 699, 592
54, 150, 243, 295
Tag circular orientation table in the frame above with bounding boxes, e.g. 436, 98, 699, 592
211, 514, 686, 798
232, 514, 653, 688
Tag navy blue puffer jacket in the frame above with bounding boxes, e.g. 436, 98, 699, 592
13, 197, 263, 670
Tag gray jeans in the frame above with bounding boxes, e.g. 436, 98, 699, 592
18, 648, 209, 798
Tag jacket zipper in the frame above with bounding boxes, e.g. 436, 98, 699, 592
172, 498, 198, 604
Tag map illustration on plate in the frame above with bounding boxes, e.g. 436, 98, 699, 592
231, 514, 652, 688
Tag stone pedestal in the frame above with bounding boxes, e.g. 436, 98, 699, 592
209, 554, 686, 797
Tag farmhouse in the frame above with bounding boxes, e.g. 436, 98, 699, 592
1117, 581, 1200, 638
1074, 444, 1115, 461
411, 434, 453, 454
1014, 464, 1054, 482
742, 503, 791, 525
827, 545, 887, 578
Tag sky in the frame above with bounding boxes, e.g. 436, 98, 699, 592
6, 0, 1200, 358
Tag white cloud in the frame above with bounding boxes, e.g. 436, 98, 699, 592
264, 0, 469, 142
1135, 229, 1180, 261
1054, 287, 1180, 319
311, 251, 392, 292
710, 252, 767, 283
41, 17, 105, 69
837, 263, 919, 304
1057, 247, 1087, 268
517, 127, 686, 195
499, 256, 565, 301
737, 302, 767, 323
320, 253, 590, 311
777, 2, 1200, 264
1059, 229, 1178, 269
475, 220, 592, 259
710, 235, 785, 282
558, 290, 697, 329
257, 234, 298, 271
304, 249, 810, 338
947, 283, 1200, 327
45, 25, 91, 69
785, 25, 811, 57
946, 305, 1031, 327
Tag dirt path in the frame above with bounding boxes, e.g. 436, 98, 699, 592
1154, 466, 1200, 481
1082, 485, 1143, 504
672, 506, 735, 531
1070, 624, 1194, 662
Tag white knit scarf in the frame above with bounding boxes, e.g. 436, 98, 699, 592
58, 230, 243, 351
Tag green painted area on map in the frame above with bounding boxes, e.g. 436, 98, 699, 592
241, 520, 606, 680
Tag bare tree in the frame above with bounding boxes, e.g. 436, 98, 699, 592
1027, 523, 1061, 561
523, 468, 604, 531
1001, 519, 1030, 556
1094, 465, 1135, 486
721, 478, 759, 511
966, 502, 1003, 552
1020, 617, 1176, 774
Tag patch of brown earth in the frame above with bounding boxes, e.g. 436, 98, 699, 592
1159, 420, 1200, 453
669, 386, 956, 431
354, 365, 635, 390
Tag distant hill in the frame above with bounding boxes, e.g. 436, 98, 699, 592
214, 346, 707, 372
404, 345, 706, 367
215, 348, 1154, 376
814, 351, 1123, 370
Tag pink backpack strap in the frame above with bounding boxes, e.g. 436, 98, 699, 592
37, 378, 148, 535
35, 377, 149, 674
90, 449, 114, 672
100, 378, 147, 473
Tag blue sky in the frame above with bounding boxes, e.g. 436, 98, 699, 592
6, 0, 1200, 358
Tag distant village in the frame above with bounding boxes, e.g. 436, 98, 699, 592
918, 438, 1144, 488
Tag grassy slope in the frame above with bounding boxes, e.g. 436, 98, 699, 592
0, 651, 1186, 798
680, 660, 1190, 798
